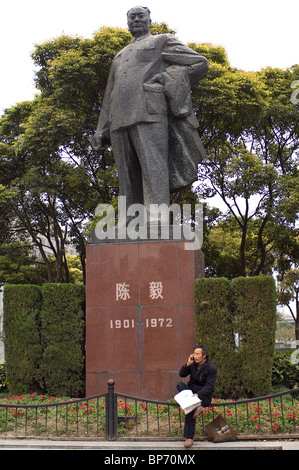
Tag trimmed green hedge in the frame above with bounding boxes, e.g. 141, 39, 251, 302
194, 276, 276, 398
4, 276, 276, 399
194, 278, 240, 398
3, 284, 85, 397
3, 285, 43, 395
232, 276, 276, 397
40, 284, 85, 397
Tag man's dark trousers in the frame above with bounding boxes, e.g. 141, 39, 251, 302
177, 381, 199, 439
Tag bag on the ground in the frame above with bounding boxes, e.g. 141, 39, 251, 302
205, 414, 237, 442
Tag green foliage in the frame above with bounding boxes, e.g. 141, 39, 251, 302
3, 284, 85, 397
3, 285, 43, 394
194, 278, 240, 398
1, 25, 298, 288
203, 218, 244, 279
39, 284, 85, 397
0, 362, 8, 392
194, 276, 277, 398
150, 22, 176, 36
187, 42, 229, 67
277, 268, 299, 337
0, 241, 40, 285
232, 276, 277, 397
272, 350, 299, 389
196, 61, 299, 280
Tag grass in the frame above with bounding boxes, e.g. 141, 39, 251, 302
0, 391, 298, 439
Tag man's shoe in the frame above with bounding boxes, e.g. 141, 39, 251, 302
184, 438, 194, 448
193, 405, 204, 419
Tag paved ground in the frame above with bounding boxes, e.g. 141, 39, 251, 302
0, 438, 298, 450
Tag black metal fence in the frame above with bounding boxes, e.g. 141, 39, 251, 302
0, 380, 298, 440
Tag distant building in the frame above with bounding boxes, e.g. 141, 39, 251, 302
30, 233, 78, 261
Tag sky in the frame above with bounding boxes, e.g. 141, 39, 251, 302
1, 0, 298, 115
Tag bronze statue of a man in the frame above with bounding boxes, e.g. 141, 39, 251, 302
92, 6, 208, 224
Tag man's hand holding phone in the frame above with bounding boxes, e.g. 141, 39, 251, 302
187, 354, 195, 366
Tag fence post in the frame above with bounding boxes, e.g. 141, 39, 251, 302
106, 379, 117, 440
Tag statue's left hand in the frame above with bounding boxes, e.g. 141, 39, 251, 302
147, 73, 165, 86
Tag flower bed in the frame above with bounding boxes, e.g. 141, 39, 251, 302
0, 390, 298, 439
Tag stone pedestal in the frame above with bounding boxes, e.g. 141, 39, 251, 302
86, 239, 204, 400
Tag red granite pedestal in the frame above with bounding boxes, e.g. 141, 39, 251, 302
86, 239, 204, 400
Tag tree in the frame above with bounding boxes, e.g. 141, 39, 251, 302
277, 268, 299, 341
0, 24, 176, 284
0, 101, 92, 283
196, 63, 299, 277
198, 143, 279, 276
1, 25, 298, 285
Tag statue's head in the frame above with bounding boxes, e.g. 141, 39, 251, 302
127, 6, 151, 38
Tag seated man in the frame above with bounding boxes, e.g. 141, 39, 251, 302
177, 345, 217, 448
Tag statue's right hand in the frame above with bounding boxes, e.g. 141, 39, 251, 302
92, 133, 103, 152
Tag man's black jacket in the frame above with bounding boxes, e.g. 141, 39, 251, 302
179, 358, 217, 407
